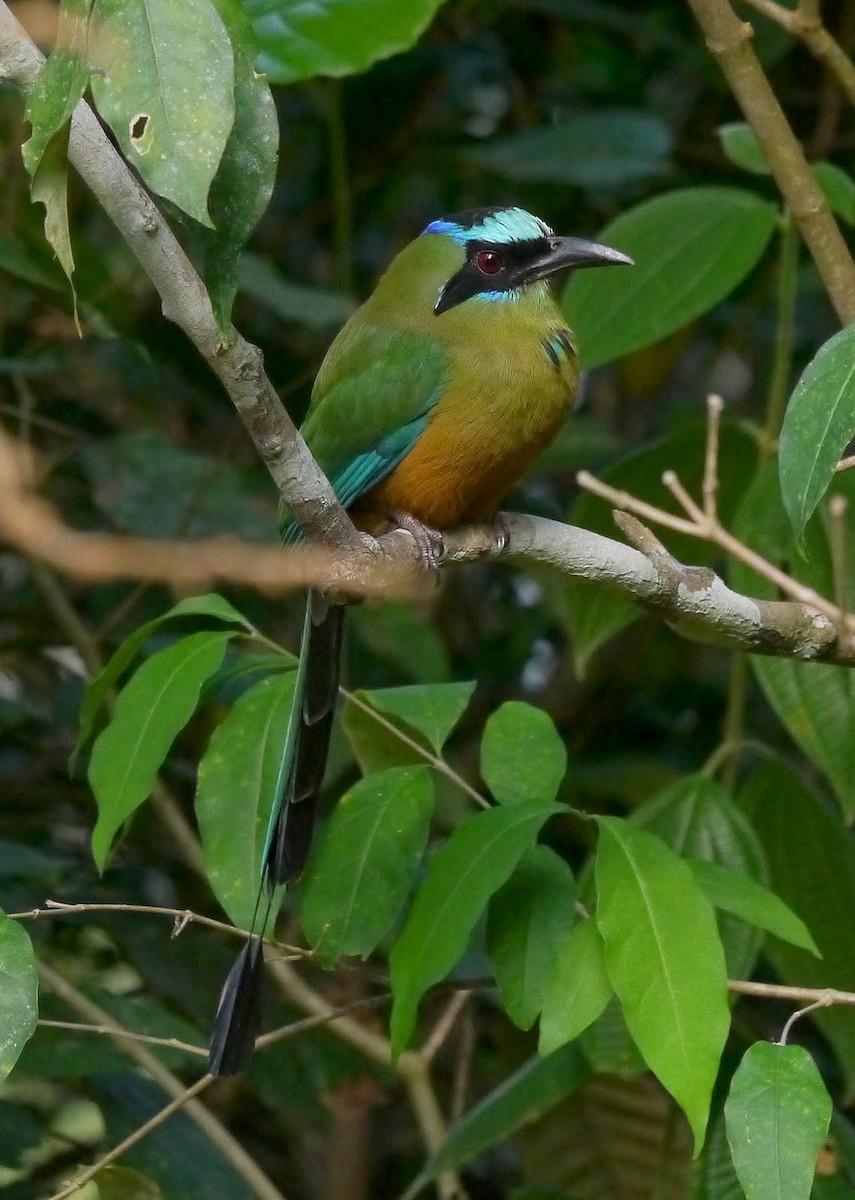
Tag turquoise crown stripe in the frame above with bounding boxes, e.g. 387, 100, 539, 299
422, 207, 552, 245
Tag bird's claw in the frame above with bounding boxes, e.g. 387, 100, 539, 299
391, 511, 444, 572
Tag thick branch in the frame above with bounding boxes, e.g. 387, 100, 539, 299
0, 0, 359, 550
687, 0, 855, 323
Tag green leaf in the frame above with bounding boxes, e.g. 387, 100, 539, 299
89, 630, 235, 869
359, 682, 476, 754
95, 1166, 165, 1200
90, 0, 236, 226
718, 122, 771, 174
196, 671, 298, 929
402, 1042, 589, 1200
22, 0, 91, 286
203, 0, 278, 333
813, 162, 855, 225
301, 766, 435, 963
480, 701, 566, 805
688, 859, 819, 956
594, 816, 730, 1150
539, 918, 613, 1056
0, 915, 38, 1077
564, 187, 778, 369
740, 759, 855, 1092
731, 465, 855, 815
244, 0, 451, 84
74, 592, 254, 769
390, 800, 563, 1055
632, 773, 770, 978
470, 109, 671, 188
342, 698, 425, 775
779, 324, 855, 540
698, 1112, 745, 1200
486, 845, 577, 1030
726, 1042, 832, 1200
564, 423, 758, 672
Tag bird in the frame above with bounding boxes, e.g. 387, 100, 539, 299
207, 206, 632, 1074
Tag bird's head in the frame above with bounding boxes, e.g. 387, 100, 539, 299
420, 206, 632, 316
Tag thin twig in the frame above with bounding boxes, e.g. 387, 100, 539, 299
342, 689, 489, 809
729, 979, 855, 1004
422, 991, 472, 1063
37, 959, 287, 1200
778, 995, 836, 1044
741, 0, 855, 106
37, 1018, 207, 1058
828, 493, 850, 625
703, 394, 724, 521
46, 1075, 215, 1200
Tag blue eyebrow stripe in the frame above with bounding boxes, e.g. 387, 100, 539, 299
422, 207, 552, 245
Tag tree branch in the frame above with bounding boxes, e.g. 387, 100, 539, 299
0, 0, 359, 550
739, 0, 855, 106
687, 0, 855, 323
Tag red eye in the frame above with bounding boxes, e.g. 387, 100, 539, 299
476, 250, 504, 275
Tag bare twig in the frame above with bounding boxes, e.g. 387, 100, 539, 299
778, 994, 837, 1044
703, 394, 724, 520
422, 991, 472, 1063
740, 0, 855, 106
687, 0, 855, 323
37, 1018, 207, 1057
37, 959, 287, 1200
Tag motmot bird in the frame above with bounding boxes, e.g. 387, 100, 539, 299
208, 206, 632, 1074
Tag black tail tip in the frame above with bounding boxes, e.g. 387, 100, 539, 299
207, 936, 265, 1076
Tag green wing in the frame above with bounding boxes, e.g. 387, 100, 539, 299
281, 322, 447, 540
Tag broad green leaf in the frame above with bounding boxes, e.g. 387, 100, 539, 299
632, 773, 769, 978
95, 1166, 165, 1200
22, 0, 91, 285
342, 697, 424, 775
245, 0, 450, 84
204, 0, 278, 333
238, 254, 355, 330
74, 593, 255, 768
580, 997, 647, 1076
564, 423, 758, 672
402, 1042, 589, 1200
718, 122, 770, 174
196, 671, 298, 929
301, 766, 435, 962
480, 701, 566, 806
486, 845, 577, 1029
390, 801, 563, 1055
564, 187, 778, 369
90, 631, 234, 869
0, 914, 38, 1077
360, 682, 476, 754
539, 918, 613, 1056
90, 0, 235, 226
726, 1042, 832, 1200
740, 759, 855, 1091
779, 324, 855, 540
470, 110, 671, 188
731, 465, 855, 815
594, 817, 730, 1150
813, 162, 855, 225
688, 859, 819, 956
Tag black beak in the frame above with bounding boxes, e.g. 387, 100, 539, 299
523, 236, 633, 284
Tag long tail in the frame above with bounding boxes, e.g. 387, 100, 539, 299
207, 589, 345, 1075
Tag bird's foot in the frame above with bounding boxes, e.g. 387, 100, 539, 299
391, 510, 445, 571
493, 513, 511, 556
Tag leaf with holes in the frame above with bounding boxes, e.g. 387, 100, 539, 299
0, 914, 38, 1078
481, 701, 566, 805
486, 846, 577, 1030
779, 323, 855, 540
390, 801, 562, 1055
595, 817, 730, 1150
90, 0, 235, 225
539, 918, 613, 1056
301, 766, 435, 963
564, 187, 778, 369
204, 0, 278, 332
726, 1042, 831, 1200
196, 671, 298, 929
245, 0, 450, 84
90, 631, 235, 869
